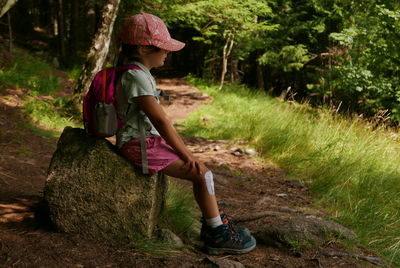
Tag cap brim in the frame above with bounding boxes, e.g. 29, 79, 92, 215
158, 39, 185, 52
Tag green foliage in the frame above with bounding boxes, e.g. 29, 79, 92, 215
0, 48, 61, 95
257, 0, 338, 70
67, 66, 82, 82
143, 0, 276, 76
128, 0, 400, 124
330, 27, 358, 47
259, 45, 310, 72
320, 3, 400, 123
185, 77, 400, 266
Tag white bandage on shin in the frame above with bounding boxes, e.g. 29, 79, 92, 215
204, 170, 215, 195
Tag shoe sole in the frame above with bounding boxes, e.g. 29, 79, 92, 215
200, 227, 251, 241
206, 238, 256, 255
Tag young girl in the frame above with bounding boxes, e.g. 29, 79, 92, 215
115, 13, 256, 255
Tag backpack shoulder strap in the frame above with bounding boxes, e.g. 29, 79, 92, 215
116, 64, 150, 175
137, 112, 149, 175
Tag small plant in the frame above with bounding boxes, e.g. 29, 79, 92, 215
15, 147, 32, 155
54, 96, 81, 121
67, 65, 82, 82
287, 239, 313, 253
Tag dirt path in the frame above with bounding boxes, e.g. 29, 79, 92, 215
0, 77, 382, 267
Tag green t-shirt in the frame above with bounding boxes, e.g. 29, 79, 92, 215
115, 61, 160, 148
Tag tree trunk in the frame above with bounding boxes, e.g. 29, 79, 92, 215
69, 0, 79, 51
74, 0, 121, 97
57, 0, 66, 58
219, 33, 234, 90
231, 59, 239, 83
7, 10, 12, 52
48, 0, 58, 36
0, 0, 18, 18
256, 61, 265, 90
29, 0, 39, 28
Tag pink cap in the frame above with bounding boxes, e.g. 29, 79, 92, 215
117, 13, 185, 52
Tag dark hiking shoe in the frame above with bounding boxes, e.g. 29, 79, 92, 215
204, 223, 256, 255
200, 210, 251, 241
220, 210, 251, 237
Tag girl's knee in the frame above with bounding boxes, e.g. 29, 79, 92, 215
193, 170, 215, 195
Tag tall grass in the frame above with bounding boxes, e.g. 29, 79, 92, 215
160, 180, 199, 240
184, 77, 400, 266
0, 48, 80, 135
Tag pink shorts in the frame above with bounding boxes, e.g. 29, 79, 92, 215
120, 136, 180, 176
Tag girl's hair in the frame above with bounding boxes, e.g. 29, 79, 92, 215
117, 44, 161, 66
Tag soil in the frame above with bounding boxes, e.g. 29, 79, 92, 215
0, 74, 385, 267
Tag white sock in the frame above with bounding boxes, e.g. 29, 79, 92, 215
205, 215, 223, 228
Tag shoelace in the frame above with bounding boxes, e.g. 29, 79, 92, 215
201, 210, 242, 240
220, 212, 239, 235
222, 226, 242, 244
219, 211, 245, 245
220, 220, 242, 244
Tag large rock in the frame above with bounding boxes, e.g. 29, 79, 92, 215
44, 127, 167, 240
253, 215, 357, 250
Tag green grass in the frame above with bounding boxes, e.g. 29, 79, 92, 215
130, 180, 198, 255
183, 76, 400, 266
23, 96, 80, 133
14, 147, 32, 155
130, 234, 180, 256
160, 180, 199, 241
0, 47, 81, 136
0, 48, 60, 95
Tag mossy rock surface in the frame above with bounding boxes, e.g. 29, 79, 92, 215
44, 127, 167, 240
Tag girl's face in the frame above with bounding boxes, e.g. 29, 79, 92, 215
140, 47, 169, 69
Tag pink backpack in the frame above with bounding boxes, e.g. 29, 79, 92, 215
83, 65, 141, 137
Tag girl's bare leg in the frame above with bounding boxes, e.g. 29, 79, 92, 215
162, 159, 219, 219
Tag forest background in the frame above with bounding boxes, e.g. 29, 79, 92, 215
2, 0, 400, 125
1, 0, 400, 266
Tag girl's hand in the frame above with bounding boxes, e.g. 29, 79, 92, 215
181, 153, 203, 175
136, 96, 206, 175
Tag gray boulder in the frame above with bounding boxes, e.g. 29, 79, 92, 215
253, 215, 357, 250
44, 127, 167, 240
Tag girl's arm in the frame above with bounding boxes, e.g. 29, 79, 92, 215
136, 95, 202, 174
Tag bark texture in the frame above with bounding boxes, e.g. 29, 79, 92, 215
74, 0, 121, 96
219, 33, 234, 90
44, 127, 167, 240
0, 0, 18, 18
